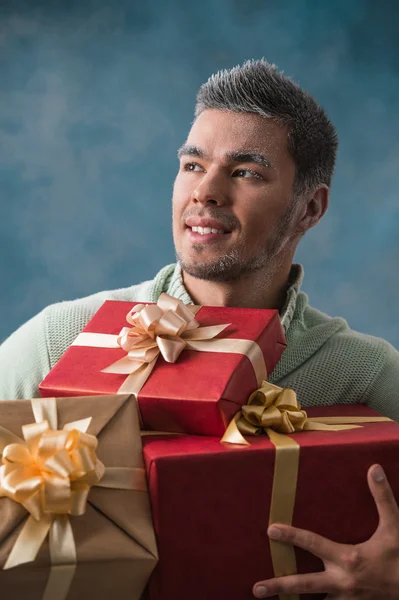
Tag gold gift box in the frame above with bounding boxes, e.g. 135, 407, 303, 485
0, 394, 158, 600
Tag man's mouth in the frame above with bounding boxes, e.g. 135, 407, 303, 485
184, 217, 233, 240
190, 226, 225, 235
185, 225, 232, 244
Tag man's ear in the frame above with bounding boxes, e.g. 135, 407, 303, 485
295, 185, 329, 234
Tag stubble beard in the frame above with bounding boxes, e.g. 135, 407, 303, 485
177, 201, 298, 283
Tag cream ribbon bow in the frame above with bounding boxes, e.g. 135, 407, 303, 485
101, 293, 231, 394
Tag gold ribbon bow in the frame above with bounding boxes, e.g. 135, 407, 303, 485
221, 381, 375, 444
222, 381, 391, 600
0, 397, 144, 600
0, 416, 104, 530
98, 293, 267, 395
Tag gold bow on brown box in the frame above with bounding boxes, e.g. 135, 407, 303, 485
0, 395, 158, 600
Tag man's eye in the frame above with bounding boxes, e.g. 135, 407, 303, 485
183, 162, 203, 172
233, 168, 263, 180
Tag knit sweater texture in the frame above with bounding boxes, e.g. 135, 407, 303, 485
1, 263, 399, 421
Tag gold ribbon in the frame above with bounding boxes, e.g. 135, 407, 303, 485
222, 381, 392, 600
72, 293, 267, 395
0, 397, 143, 600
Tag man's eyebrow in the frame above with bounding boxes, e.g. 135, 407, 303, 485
177, 144, 274, 169
177, 144, 206, 159
226, 150, 274, 169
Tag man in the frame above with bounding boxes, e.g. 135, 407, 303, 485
1, 59, 399, 598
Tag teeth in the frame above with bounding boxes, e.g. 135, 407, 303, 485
190, 226, 225, 235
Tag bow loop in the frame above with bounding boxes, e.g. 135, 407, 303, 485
127, 344, 159, 364
64, 429, 97, 453
156, 310, 188, 337
22, 420, 50, 443
157, 292, 198, 325
242, 381, 308, 435
44, 449, 76, 479
156, 335, 187, 363
37, 430, 70, 463
0, 466, 42, 504
2, 443, 32, 466
117, 327, 142, 352
136, 304, 164, 337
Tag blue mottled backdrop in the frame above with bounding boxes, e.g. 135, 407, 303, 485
1, 0, 399, 346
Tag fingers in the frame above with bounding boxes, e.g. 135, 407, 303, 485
368, 465, 399, 529
253, 571, 335, 597
268, 524, 344, 563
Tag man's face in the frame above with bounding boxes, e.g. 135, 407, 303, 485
172, 109, 298, 281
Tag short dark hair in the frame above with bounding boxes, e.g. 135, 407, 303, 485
195, 59, 338, 196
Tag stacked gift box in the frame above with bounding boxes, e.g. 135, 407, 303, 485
0, 394, 157, 600
2, 294, 399, 600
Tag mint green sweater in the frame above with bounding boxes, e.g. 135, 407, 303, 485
1, 263, 399, 420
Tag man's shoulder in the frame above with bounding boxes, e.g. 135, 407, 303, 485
303, 299, 394, 355
301, 296, 396, 367
275, 293, 399, 411
44, 279, 152, 319
275, 290, 398, 383
41, 263, 178, 367
43, 263, 177, 325
43, 280, 146, 326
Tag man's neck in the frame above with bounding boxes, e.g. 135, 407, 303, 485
181, 262, 293, 310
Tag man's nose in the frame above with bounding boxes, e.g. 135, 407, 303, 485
192, 172, 228, 207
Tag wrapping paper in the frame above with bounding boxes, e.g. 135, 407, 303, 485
0, 394, 158, 600
39, 300, 286, 436
143, 404, 399, 600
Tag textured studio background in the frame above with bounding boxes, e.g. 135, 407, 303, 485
1, 0, 399, 347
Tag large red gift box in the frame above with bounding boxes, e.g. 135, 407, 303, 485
39, 299, 286, 436
143, 405, 399, 600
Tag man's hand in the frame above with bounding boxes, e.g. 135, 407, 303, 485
253, 465, 399, 599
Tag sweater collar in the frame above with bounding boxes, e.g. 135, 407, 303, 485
160, 262, 304, 335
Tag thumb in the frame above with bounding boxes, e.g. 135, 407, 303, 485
368, 465, 399, 531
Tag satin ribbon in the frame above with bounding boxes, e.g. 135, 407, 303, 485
72, 293, 267, 395
222, 381, 392, 600
0, 397, 144, 600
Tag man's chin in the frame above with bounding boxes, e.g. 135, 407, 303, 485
178, 255, 258, 283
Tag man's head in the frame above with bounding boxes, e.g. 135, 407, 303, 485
173, 59, 338, 282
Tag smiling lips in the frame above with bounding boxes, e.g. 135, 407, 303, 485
185, 217, 232, 241
191, 226, 225, 235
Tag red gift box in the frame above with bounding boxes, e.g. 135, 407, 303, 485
39, 299, 286, 436
143, 404, 399, 600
